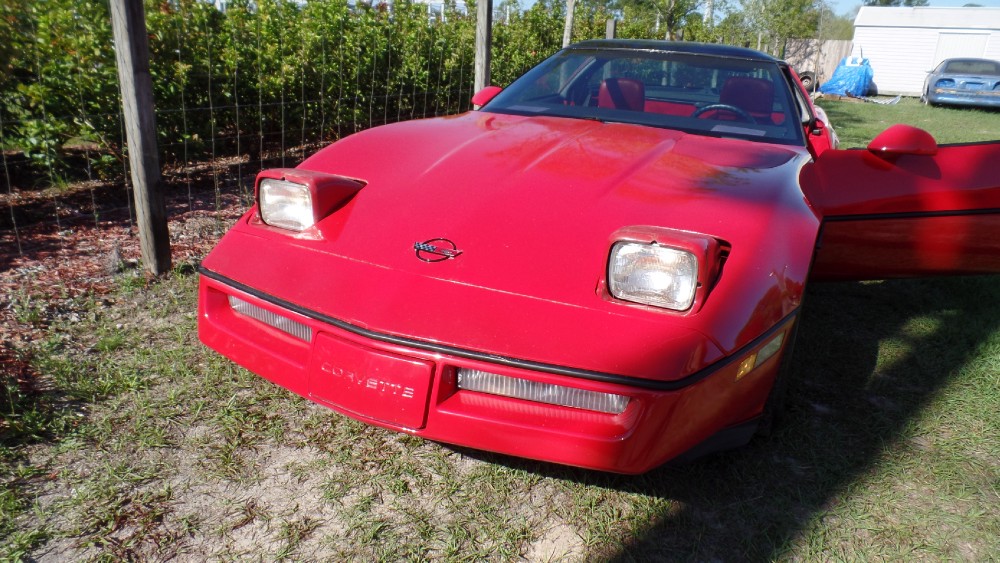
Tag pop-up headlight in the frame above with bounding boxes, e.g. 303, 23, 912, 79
605, 227, 726, 314
608, 242, 698, 311
260, 179, 314, 231
255, 169, 366, 233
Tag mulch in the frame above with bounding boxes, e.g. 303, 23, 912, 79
1, 177, 248, 359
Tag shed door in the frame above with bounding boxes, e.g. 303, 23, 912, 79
933, 33, 989, 67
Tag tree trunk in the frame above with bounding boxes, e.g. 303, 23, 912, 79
563, 0, 576, 48
665, 0, 677, 41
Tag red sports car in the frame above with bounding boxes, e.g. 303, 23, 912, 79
198, 40, 1000, 474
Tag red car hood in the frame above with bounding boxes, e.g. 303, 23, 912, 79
206, 112, 817, 380
301, 112, 803, 299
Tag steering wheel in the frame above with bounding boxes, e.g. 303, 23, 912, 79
691, 103, 755, 123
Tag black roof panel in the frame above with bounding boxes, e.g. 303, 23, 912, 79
567, 39, 780, 63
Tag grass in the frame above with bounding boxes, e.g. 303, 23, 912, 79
815, 95, 1000, 147
1, 101, 999, 561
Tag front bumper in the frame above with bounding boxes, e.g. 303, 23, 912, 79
198, 269, 795, 474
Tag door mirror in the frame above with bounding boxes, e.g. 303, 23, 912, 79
472, 86, 503, 108
867, 124, 938, 157
809, 117, 826, 136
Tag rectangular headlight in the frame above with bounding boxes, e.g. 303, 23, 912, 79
259, 179, 314, 231
457, 368, 629, 414
608, 242, 698, 311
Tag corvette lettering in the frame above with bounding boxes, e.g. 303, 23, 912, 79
320, 362, 415, 399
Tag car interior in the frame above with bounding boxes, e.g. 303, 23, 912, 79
486, 49, 808, 145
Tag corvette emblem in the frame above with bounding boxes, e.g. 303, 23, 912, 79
414, 238, 462, 262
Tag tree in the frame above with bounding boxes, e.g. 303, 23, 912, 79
817, 6, 855, 40
734, 0, 820, 48
659, 0, 701, 39
563, 0, 576, 46
863, 0, 928, 6
610, 0, 700, 40
761, 0, 819, 40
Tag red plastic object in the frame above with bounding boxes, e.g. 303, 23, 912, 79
471, 86, 502, 107
867, 123, 938, 157
199, 274, 797, 473
309, 332, 434, 429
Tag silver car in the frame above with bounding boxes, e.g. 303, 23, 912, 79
922, 58, 1000, 108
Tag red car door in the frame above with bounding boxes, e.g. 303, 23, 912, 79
801, 124, 1000, 281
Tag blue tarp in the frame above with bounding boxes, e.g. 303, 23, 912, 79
819, 57, 874, 97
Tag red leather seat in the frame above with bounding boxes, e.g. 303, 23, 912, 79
720, 77, 774, 122
598, 78, 645, 111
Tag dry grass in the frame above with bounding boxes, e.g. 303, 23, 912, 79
2, 101, 999, 561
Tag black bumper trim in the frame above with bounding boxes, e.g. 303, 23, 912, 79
824, 207, 1000, 222
200, 266, 799, 392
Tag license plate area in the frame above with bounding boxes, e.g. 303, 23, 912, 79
308, 333, 434, 429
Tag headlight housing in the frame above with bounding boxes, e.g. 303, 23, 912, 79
608, 242, 699, 311
260, 179, 314, 231
255, 169, 366, 233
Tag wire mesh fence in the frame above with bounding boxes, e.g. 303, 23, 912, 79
1, 0, 490, 273
1, 0, 677, 282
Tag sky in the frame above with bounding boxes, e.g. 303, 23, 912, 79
829, 0, 1000, 18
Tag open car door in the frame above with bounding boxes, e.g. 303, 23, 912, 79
801, 125, 1000, 281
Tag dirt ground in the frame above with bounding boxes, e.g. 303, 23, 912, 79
1, 172, 590, 561
1, 164, 248, 341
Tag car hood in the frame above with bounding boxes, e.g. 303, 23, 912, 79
300, 111, 804, 298
208, 112, 817, 379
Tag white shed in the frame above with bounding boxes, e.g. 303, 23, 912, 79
852, 7, 1000, 96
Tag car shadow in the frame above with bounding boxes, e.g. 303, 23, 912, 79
459, 276, 999, 560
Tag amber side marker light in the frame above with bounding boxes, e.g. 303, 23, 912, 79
456, 368, 629, 414
735, 332, 785, 381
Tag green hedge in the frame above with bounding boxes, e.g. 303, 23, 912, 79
0, 0, 730, 184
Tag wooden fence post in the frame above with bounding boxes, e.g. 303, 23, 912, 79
562, 0, 576, 48
110, 0, 171, 276
474, 0, 493, 94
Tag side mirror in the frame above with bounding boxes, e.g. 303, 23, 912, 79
471, 86, 502, 108
867, 124, 938, 157
809, 117, 826, 136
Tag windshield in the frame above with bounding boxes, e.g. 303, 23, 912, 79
943, 59, 1000, 75
483, 48, 805, 146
